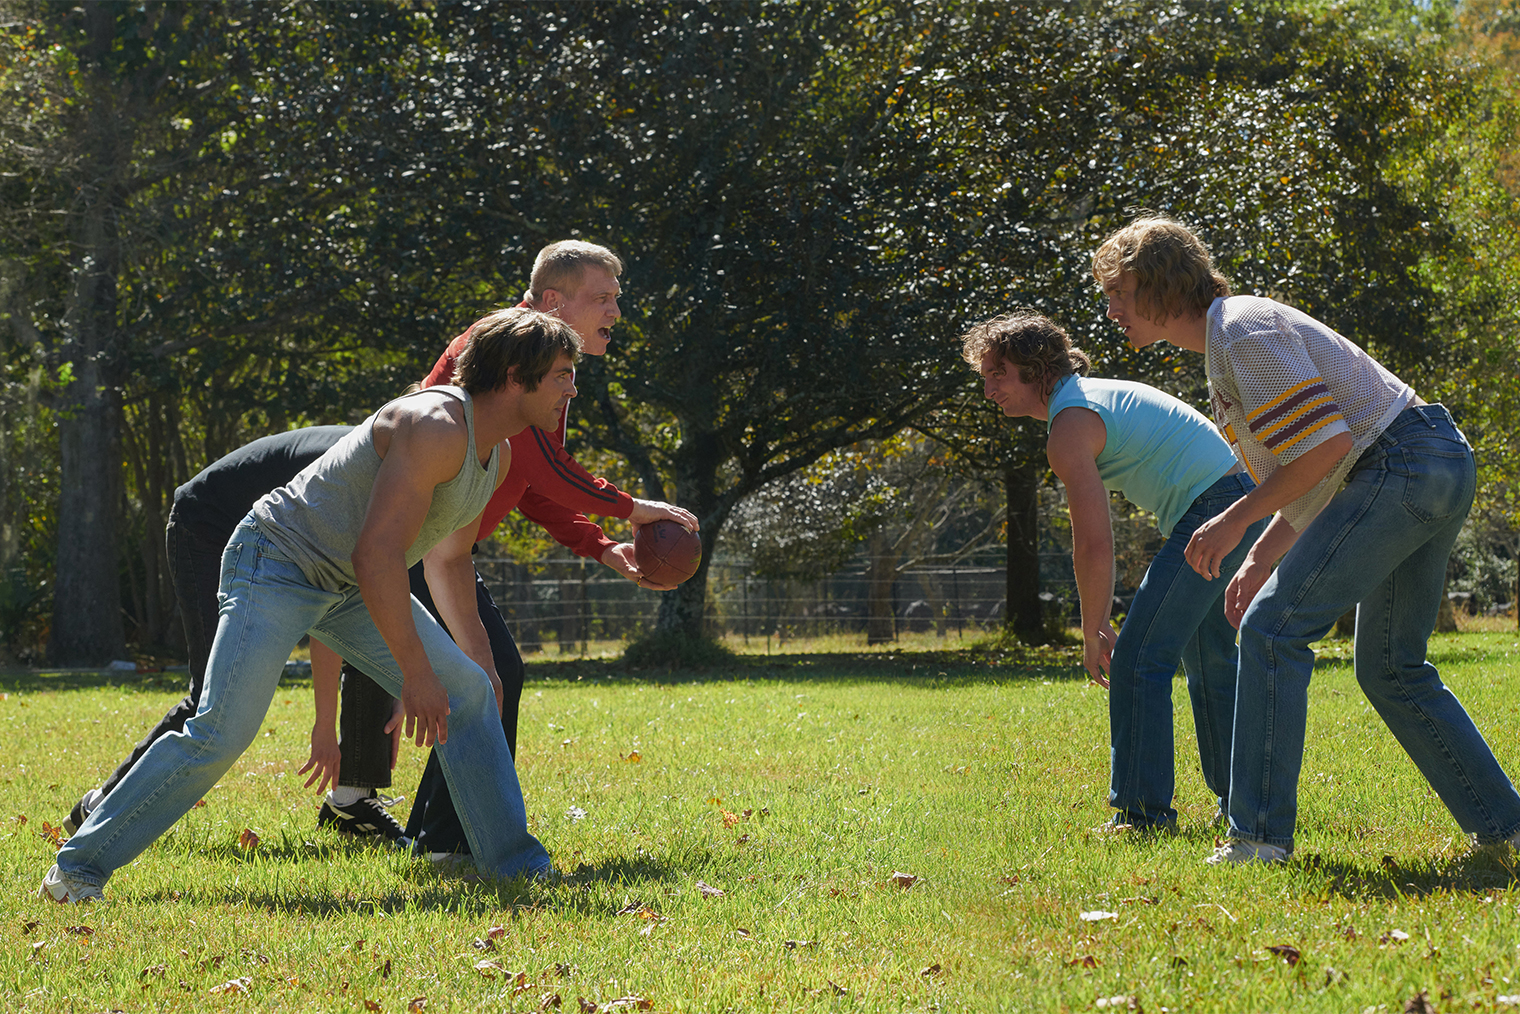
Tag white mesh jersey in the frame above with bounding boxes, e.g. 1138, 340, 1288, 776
1204, 295, 1414, 531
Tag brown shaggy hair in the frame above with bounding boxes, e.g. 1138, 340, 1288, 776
452, 307, 581, 394
1091, 215, 1230, 323
960, 311, 1091, 401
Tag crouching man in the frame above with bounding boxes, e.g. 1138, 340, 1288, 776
41, 307, 576, 902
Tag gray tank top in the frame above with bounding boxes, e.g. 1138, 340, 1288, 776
251, 386, 500, 592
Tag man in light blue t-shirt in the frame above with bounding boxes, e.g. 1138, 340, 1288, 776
961, 311, 1267, 831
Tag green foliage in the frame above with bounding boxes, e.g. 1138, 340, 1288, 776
621, 628, 739, 671
6, 0, 1520, 652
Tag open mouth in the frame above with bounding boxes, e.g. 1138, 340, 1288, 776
598, 327, 612, 343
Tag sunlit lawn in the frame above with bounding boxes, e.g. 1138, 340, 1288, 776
3, 632, 1520, 1011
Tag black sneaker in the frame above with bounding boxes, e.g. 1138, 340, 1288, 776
318, 791, 406, 841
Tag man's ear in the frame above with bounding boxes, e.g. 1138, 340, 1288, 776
538, 288, 563, 312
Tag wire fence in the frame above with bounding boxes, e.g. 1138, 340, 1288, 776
473, 551, 1077, 654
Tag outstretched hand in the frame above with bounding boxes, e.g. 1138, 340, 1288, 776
1225, 559, 1273, 630
383, 698, 404, 769
298, 726, 342, 795
1185, 513, 1246, 580
1082, 623, 1118, 689
401, 667, 451, 747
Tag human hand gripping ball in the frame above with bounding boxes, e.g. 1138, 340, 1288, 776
633, 520, 702, 586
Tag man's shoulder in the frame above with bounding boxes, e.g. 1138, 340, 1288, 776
376, 390, 470, 462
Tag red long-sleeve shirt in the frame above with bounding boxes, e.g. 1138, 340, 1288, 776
422, 325, 634, 556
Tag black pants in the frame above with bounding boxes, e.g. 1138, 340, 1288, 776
394, 556, 526, 854
96, 512, 393, 803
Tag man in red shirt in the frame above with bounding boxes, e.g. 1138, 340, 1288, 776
322, 241, 696, 859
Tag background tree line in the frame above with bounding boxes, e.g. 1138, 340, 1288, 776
2, 0, 1518, 665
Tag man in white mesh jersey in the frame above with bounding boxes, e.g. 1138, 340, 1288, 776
1092, 214, 1520, 867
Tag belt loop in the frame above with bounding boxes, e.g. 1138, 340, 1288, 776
1412, 403, 1437, 428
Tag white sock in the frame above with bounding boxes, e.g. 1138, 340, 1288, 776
327, 787, 368, 806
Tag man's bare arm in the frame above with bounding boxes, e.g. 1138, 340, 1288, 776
1047, 408, 1117, 688
422, 511, 504, 715
352, 397, 470, 748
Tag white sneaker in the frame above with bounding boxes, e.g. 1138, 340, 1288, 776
63, 788, 104, 835
38, 865, 103, 904
1205, 839, 1289, 865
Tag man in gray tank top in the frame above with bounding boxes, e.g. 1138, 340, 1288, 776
40, 309, 579, 903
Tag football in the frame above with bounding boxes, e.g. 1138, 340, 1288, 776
633, 520, 702, 586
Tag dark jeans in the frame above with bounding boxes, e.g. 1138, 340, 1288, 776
93, 512, 391, 806
397, 555, 526, 855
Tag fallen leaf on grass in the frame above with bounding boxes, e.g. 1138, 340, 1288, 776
14, 814, 25, 827
407, 997, 427, 1012
603, 998, 653, 1012
475, 959, 504, 977
540, 993, 562, 1010
239, 828, 259, 850
1404, 991, 1437, 1014
488, 925, 507, 939
20, 921, 38, 935
209, 976, 252, 994
363, 1000, 381, 1012
192, 799, 206, 809
623, 751, 641, 763
783, 939, 814, 949
827, 980, 849, 997
63, 925, 93, 936
721, 810, 741, 828
579, 998, 597, 1013
920, 963, 942, 977
1065, 955, 1099, 968
381, 957, 392, 978
891, 871, 920, 889
735, 834, 750, 845
695, 881, 724, 898
140, 963, 166, 979
39, 821, 65, 847
1000, 875, 1020, 885
1267, 944, 1300, 966
1095, 996, 1136, 1010
1079, 911, 1119, 922
1381, 929, 1411, 946
735, 928, 753, 940
473, 936, 496, 952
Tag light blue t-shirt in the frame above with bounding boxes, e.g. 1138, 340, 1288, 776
1046, 375, 1237, 537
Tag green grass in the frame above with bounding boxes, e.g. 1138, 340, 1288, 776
4, 633, 1520, 1011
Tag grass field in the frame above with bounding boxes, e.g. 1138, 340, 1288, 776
4, 632, 1520, 1012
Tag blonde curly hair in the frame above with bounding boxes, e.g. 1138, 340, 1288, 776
1091, 215, 1230, 324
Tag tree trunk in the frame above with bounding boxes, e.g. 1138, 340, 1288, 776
48, 5, 130, 665
865, 530, 898, 645
655, 430, 723, 638
1004, 459, 1043, 644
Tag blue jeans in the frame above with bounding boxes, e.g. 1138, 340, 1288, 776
55, 518, 551, 888
1108, 472, 1268, 827
1229, 405, 1520, 850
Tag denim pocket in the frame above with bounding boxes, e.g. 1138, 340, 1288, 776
1395, 439, 1475, 525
